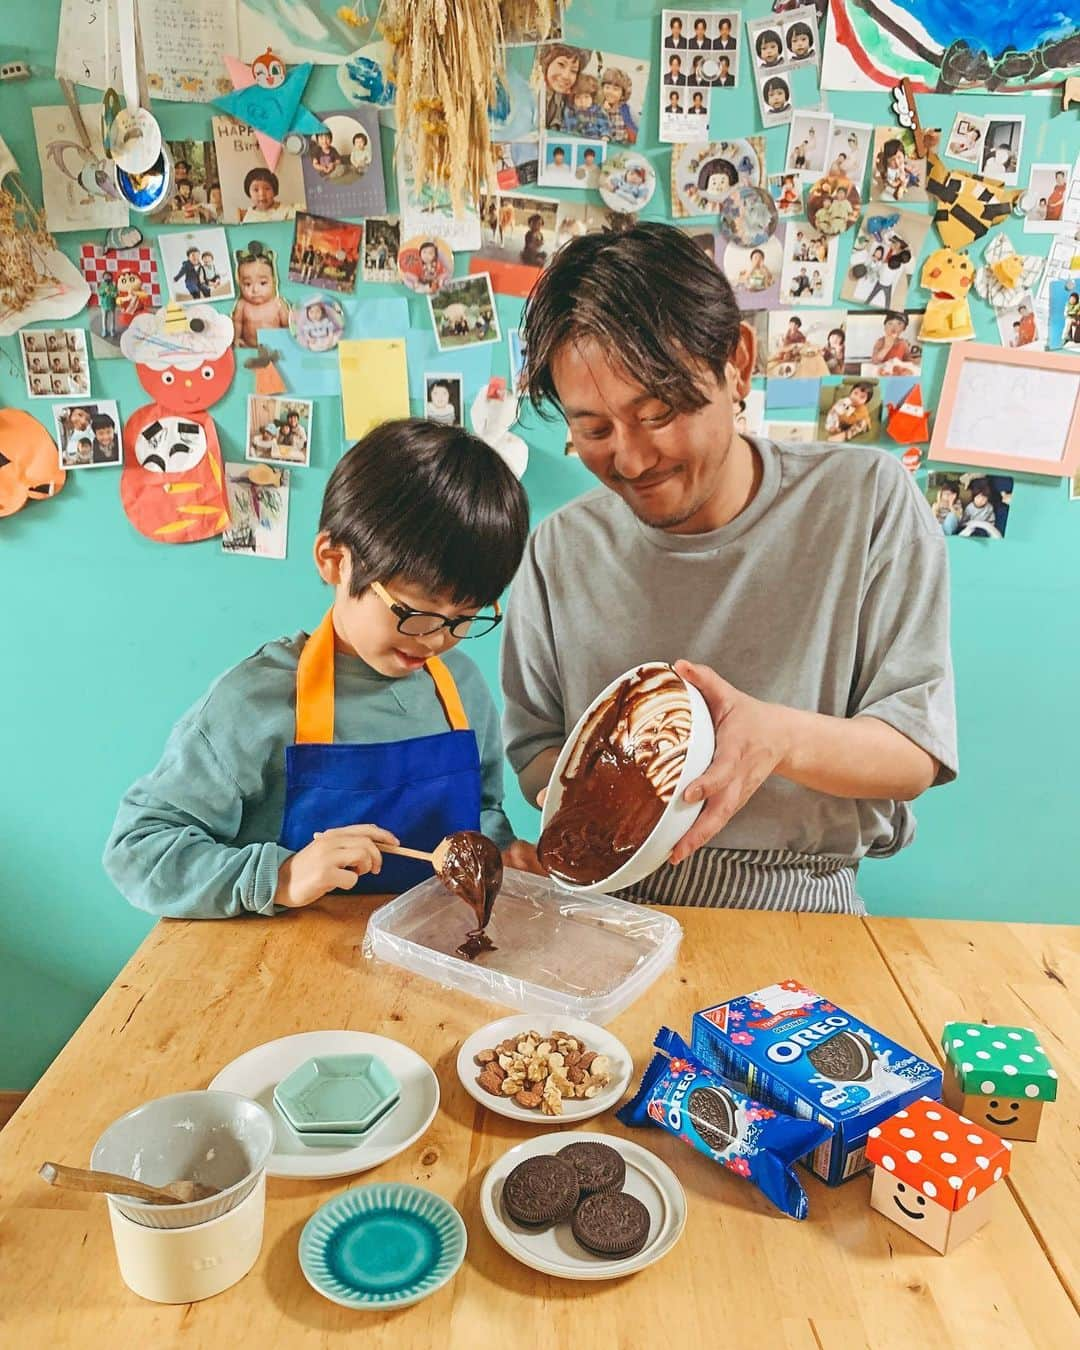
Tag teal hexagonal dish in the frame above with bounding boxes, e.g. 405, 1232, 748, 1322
300, 1184, 467, 1310
274, 1054, 400, 1133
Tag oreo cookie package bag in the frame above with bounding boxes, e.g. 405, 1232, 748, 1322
691, 980, 942, 1186
617, 1028, 831, 1219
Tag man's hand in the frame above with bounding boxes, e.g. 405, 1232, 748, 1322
669, 660, 788, 865
275, 824, 400, 908
502, 838, 547, 876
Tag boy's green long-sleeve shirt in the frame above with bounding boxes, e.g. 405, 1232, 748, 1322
103, 633, 515, 920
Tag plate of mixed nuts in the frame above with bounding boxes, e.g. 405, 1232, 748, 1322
456, 1016, 633, 1125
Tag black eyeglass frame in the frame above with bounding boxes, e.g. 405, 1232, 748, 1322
370, 580, 502, 639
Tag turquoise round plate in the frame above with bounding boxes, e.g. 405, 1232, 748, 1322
299, 1183, 467, 1310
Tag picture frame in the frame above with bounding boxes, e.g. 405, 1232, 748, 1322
930, 343, 1080, 478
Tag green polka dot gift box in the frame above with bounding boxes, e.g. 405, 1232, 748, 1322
941, 1022, 1058, 1143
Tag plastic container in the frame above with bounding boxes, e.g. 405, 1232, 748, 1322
539, 662, 716, 895
91, 1090, 275, 1230
364, 867, 683, 1025
107, 1171, 265, 1303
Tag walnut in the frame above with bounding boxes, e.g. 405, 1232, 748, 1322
567, 1066, 586, 1085
501, 1077, 524, 1095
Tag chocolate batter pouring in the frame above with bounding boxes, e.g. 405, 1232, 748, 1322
435, 830, 504, 960
538, 665, 691, 885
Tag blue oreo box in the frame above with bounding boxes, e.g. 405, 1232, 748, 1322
691, 980, 942, 1186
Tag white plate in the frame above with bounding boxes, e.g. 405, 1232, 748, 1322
480, 1131, 686, 1281
457, 1016, 633, 1126
208, 1032, 439, 1180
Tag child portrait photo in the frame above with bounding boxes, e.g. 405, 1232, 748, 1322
288, 212, 363, 293
843, 310, 924, 376
841, 209, 929, 310
212, 115, 307, 224
870, 126, 935, 203
159, 228, 234, 305
780, 224, 837, 306
429, 273, 500, 350
231, 243, 290, 349
817, 377, 883, 444
980, 117, 1025, 186
721, 234, 784, 310
767, 309, 847, 378
52, 400, 121, 468
423, 373, 463, 427
246, 396, 315, 467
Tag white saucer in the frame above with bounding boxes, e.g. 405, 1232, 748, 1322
208, 1032, 439, 1180
479, 1131, 687, 1280
457, 1016, 632, 1126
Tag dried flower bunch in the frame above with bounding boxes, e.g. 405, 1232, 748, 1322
0, 174, 59, 317
380, 0, 567, 214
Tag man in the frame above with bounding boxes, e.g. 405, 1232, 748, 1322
665, 16, 687, 48
715, 56, 735, 87
665, 54, 687, 86
502, 224, 956, 912
689, 18, 712, 50
689, 91, 708, 115
714, 17, 736, 50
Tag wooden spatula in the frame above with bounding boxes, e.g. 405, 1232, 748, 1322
38, 1161, 218, 1205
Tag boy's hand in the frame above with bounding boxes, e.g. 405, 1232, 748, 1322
502, 839, 546, 876
275, 825, 400, 908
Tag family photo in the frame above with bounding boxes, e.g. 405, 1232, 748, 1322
245, 396, 314, 467
429, 273, 500, 350
158, 228, 234, 305
52, 400, 121, 468
288, 212, 363, 293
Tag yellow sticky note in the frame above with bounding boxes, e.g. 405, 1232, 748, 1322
338, 339, 410, 440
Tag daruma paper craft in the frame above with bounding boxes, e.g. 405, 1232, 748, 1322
119, 304, 235, 542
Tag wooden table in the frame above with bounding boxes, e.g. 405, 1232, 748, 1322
1, 903, 1076, 1348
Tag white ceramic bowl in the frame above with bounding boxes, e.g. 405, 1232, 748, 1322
91, 1090, 275, 1229
540, 662, 715, 895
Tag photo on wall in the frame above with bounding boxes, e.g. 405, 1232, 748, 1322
779, 224, 838, 305
159, 228, 234, 305
766, 309, 847, 378
163, 140, 222, 223
428, 273, 500, 350
995, 293, 1040, 349
79, 243, 161, 360
843, 310, 924, 376
52, 400, 121, 468
301, 107, 386, 218
817, 376, 883, 444
785, 112, 833, 178
869, 126, 938, 204
980, 117, 1025, 186
212, 115, 307, 224
721, 232, 784, 311
423, 373, 464, 427
20, 328, 91, 399
246, 395, 314, 467
537, 44, 649, 184
924, 471, 1012, 539
363, 216, 402, 283
288, 212, 363, 293
841, 209, 930, 310
825, 120, 873, 191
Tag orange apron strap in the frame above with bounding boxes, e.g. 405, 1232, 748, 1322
424, 656, 470, 732
295, 610, 337, 745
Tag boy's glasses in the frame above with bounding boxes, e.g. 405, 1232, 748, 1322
370, 580, 502, 639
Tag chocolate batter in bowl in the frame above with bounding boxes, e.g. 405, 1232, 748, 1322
538, 663, 714, 894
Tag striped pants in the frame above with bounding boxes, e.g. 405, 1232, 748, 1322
619, 847, 865, 914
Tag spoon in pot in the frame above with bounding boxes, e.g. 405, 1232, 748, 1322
39, 1161, 219, 1205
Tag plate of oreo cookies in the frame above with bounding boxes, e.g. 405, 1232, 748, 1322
479, 1131, 686, 1279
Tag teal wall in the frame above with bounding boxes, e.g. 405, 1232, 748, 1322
1, 4, 1077, 1090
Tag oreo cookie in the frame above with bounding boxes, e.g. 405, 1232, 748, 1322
687, 1086, 738, 1151
572, 1190, 650, 1258
502, 1155, 579, 1229
557, 1141, 626, 1196
808, 1031, 876, 1083
617, 1028, 831, 1220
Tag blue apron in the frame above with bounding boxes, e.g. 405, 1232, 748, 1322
279, 609, 483, 893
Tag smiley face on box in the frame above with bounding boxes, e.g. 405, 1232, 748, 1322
865, 1096, 1012, 1254
941, 1023, 1058, 1142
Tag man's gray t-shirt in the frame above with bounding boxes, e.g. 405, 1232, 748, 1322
501, 438, 958, 894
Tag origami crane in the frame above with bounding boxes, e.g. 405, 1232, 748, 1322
973, 235, 1044, 309
213, 51, 323, 171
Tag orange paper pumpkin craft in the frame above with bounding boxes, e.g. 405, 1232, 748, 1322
865, 1096, 1011, 1255
0, 408, 66, 517
119, 304, 235, 543
920, 248, 975, 343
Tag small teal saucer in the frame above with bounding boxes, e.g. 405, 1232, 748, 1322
299, 1183, 467, 1310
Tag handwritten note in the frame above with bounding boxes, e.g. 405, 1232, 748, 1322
57, 0, 239, 103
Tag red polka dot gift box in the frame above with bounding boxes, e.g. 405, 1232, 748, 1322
940, 1022, 1058, 1142
865, 1096, 1012, 1254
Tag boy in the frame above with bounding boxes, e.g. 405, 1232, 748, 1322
930, 479, 962, 535
715, 18, 736, 50
310, 129, 343, 178
564, 74, 606, 139
825, 381, 874, 441
90, 414, 118, 465
199, 251, 219, 294
665, 54, 686, 85
715, 56, 734, 87
598, 67, 638, 144
97, 271, 118, 339
173, 247, 205, 301
104, 419, 537, 918
689, 91, 707, 115
763, 76, 790, 115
